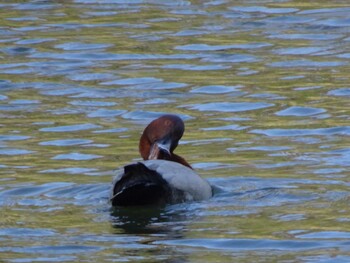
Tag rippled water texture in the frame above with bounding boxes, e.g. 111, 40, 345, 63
1, 1, 350, 262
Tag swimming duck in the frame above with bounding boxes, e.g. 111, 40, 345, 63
111, 114, 212, 206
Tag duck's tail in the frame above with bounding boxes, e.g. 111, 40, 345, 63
111, 162, 172, 206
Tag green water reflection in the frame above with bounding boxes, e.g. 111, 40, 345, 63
0, 0, 350, 262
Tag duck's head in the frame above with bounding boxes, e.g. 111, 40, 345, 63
139, 114, 192, 168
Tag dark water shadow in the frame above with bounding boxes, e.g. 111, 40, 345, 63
109, 204, 196, 263
110, 204, 188, 237
110, 205, 165, 234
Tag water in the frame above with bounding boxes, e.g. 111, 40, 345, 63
0, 0, 349, 262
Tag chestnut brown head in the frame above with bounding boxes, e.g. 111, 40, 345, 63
139, 115, 192, 168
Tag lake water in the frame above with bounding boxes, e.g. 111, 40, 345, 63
1, 0, 350, 262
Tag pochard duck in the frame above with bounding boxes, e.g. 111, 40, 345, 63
111, 114, 212, 206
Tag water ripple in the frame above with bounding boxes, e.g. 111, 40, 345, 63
68, 100, 117, 107
40, 167, 98, 175
230, 6, 299, 14
55, 42, 113, 51
52, 152, 103, 160
39, 139, 93, 146
0, 135, 31, 141
0, 149, 35, 155
87, 109, 126, 118
190, 85, 243, 94
251, 126, 350, 137
187, 102, 274, 112
201, 124, 248, 131
39, 123, 102, 132
162, 63, 230, 71
273, 47, 328, 55
275, 106, 326, 117
268, 59, 347, 68
0, 228, 56, 237
155, 238, 350, 251
327, 88, 350, 97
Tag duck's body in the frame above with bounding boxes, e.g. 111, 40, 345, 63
111, 114, 212, 207
111, 160, 212, 206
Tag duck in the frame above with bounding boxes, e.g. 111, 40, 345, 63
110, 114, 212, 206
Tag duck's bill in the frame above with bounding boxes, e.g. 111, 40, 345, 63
148, 141, 171, 160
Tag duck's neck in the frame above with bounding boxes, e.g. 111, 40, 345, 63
168, 153, 192, 169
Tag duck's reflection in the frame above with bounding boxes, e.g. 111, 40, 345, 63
110, 204, 191, 263
110, 204, 188, 236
